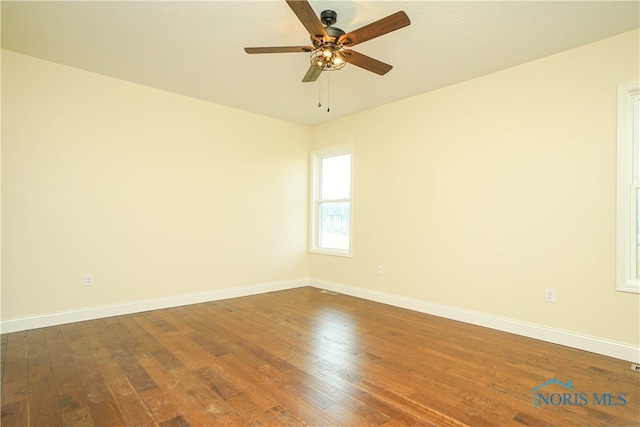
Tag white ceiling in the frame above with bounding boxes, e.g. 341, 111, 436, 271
2, 1, 639, 127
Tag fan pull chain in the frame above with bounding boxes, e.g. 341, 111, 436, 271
327, 74, 330, 113
317, 74, 322, 108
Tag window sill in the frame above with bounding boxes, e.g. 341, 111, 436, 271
616, 283, 640, 294
309, 248, 352, 258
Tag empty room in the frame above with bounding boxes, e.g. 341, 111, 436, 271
2, 1, 639, 426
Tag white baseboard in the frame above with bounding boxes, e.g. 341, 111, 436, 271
4, 278, 638, 363
309, 279, 640, 364
0, 279, 309, 334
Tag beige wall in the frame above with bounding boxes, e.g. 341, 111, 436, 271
3, 30, 639, 350
310, 30, 640, 347
2, 50, 309, 319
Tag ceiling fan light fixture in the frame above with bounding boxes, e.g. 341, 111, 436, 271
310, 45, 346, 71
244, 2, 410, 83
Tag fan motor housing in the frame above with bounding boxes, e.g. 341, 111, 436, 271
313, 12, 345, 47
325, 26, 345, 39
312, 26, 345, 47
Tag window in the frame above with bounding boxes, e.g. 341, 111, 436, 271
616, 81, 640, 293
310, 145, 352, 256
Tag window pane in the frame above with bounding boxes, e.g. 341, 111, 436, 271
616, 83, 640, 292
319, 201, 350, 250
321, 154, 351, 200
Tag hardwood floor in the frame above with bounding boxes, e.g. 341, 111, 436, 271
1, 287, 639, 426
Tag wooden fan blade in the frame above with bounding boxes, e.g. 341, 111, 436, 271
286, 0, 327, 40
302, 65, 322, 82
339, 11, 410, 47
245, 46, 313, 54
344, 49, 393, 75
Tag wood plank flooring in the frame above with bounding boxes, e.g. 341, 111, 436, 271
1, 287, 639, 426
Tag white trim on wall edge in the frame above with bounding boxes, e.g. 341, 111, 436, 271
310, 279, 640, 364
0, 279, 309, 334
4, 278, 637, 363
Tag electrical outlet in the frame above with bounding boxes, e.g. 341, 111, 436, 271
84, 274, 93, 287
545, 288, 556, 303
269, 259, 276, 268
376, 265, 383, 276
631, 364, 640, 372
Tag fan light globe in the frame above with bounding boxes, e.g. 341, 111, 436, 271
310, 46, 346, 71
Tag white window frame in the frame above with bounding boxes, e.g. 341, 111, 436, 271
310, 144, 353, 257
616, 81, 640, 293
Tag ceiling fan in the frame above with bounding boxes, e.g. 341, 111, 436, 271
244, 0, 411, 82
